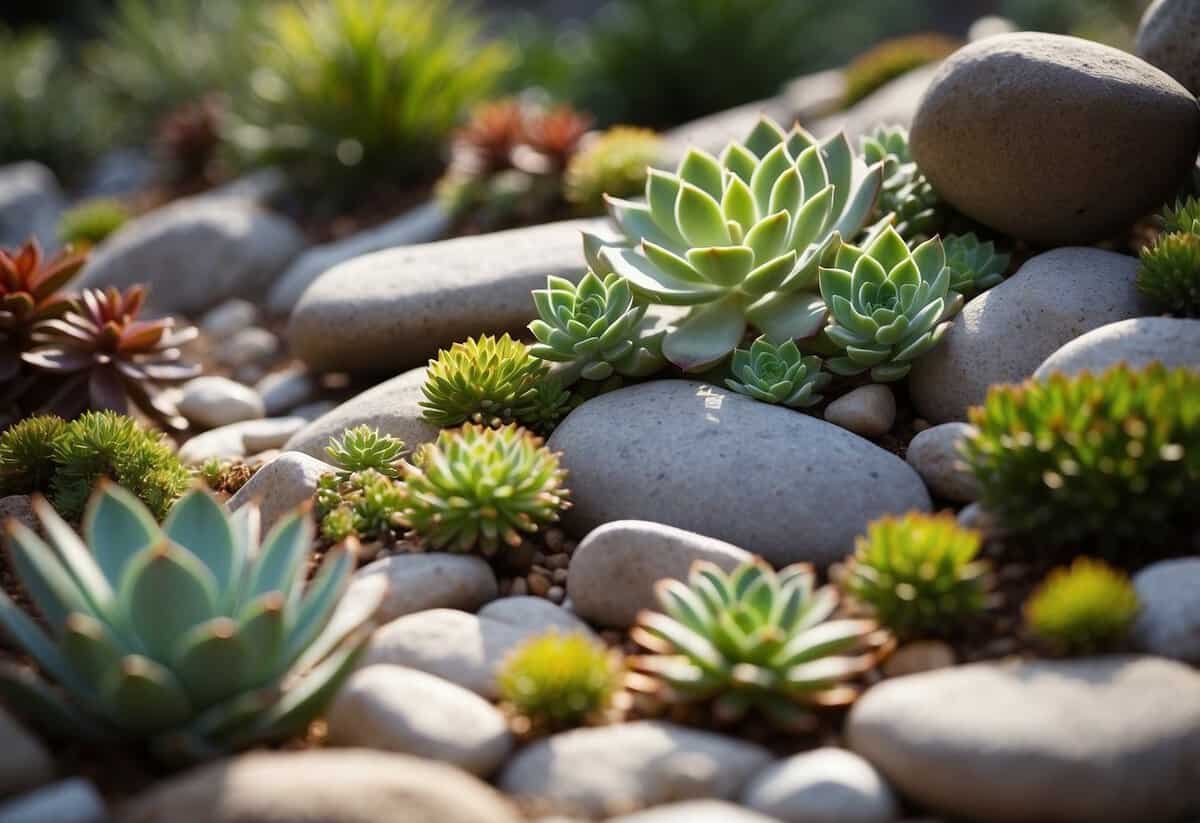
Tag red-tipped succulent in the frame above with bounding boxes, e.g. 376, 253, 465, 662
23, 286, 200, 430
0, 240, 85, 383
520, 105, 592, 171
450, 99, 526, 176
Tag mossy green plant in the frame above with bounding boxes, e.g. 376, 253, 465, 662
0, 415, 68, 496
497, 632, 622, 733
1024, 558, 1139, 654
564, 127, 662, 215
1137, 232, 1200, 318
58, 199, 131, 250
420, 335, 551, 429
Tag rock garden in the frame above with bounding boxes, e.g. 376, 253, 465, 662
0, 0, 1197, 821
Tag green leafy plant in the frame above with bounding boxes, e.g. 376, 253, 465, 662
860, 125, 947, 243
1024, 558, 1139, 654
58, 200, 132, 250
1138, 232, 1200, 318
497, 631, 622, 733
725, 336, 830, 408
397, 424, 570, 556
942, 233, 1010, 299
843, 34, 960, 108
316, 469, 404, 544
630, 559, 889, 728
420, 335, 551, 429
1161, 197, 1200, 236
325, 426, 405, 478
600, 116, 883, 371
0, 483, 379, 760
838, 512, 990, 637
229, 0, 511, 196
819, 225, 960, 382
960, 364, 1200, 551
564, 127, 662, 215
529, 271, 666, 386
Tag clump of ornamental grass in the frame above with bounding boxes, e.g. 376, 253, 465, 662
497, 632, 623, 735
1024, 558, 1139, 654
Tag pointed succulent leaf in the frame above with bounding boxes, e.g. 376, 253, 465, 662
163, 489, 238, 597
662, 297, 747, 371
32, 497, 114, 616
676, 183, 731, 248
122, 541, 220, 660
84, 482, 161, 587
173, 618, 250, 708
679, 148, 725, 201
101, 655, 193, 734
245, 511, 313, 606
5, 523, 93, 632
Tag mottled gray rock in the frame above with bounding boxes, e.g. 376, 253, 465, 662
824, 385, 896, 439
742, 748, 898, 823
568, 520, 753, 628
0, 779, 106, 823
215, 327, 279, 369
352, 553, 498, 624
1034, 317, 1200, 379
549, 381, 930, 567
909, 248, 1149, 423
498, 721, 772, 817
178, 376, 265, 429
283, 367, 438, 459
179, 418, 308, 464
1138, 0, 1200, 96
78, 197, 304, 315
227, 451, 334, 531
256, 366, 317, 416
477, 595, 595, 635
199, 299, 258, 338
813, 64, 940, 142
611, 801, 783, 823
1133, 557, 1200, 664
0, 707, 52, 798
0, 162, 64, 250
911, 33, 1200, 246
847, 656, 1200, 822
268, 201, 451, 314
326, 665, 512, 777
905, 423, 979, 502
0, 495, 37, 535
117, 749, 522, 823
289, 218, 606, 374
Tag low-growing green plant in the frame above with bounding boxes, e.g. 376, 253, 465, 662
843, 34, 960, 108
317, 469, 405, 545
1024, 558, 1139, 654
819, 226, 960, 382
960, 364, 1200, 551
564, 127, 662, 215
725, 336, 830, 408
942, 233, 1011, 299
860, 125, 948, 243
631, 559, 889, 728
497, 631, 622, 733
1138, 232, 1200, 318
839, 512, 991, 637
599, 116, 883, 372
0, 483, 379, 760
397, 424, 570, 556
58, 199, 132, 250
0, 415, 67, 496
420, 335, 551, 429
325, 426, 406, 478
1161, 197, 1200, 236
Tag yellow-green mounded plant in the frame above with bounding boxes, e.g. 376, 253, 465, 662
1137, 232, 1200, 318
860, 125, 946, 243
942, 233, 1010, 299
421, 335, 554, 429
325, 425, 405, 478
843, 34, 959, 108
1161, 196, 1200, 236
229, 0, 510, 194
839, 512, 991, 637
397, 424, 570, 557
725, 336, 831, 408
630, 559, 889, 728
1024, 558, 1139, 654
599, 116, 884, 371
960, 364, 1200, 551
0, 484, 381, 761
497, 631, 622, 733
819, 225, 960, 382
58, 200, 132, 250
564, 127, 662, 215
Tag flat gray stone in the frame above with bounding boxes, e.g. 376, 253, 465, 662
352, 553, 498, 624
611, 801, 783, 822
812, 64, 941, 142
742, 748, 898, 823
909, 248, 1149, 423
288, 218, 606, 375
326, 665, 512, 777
1138, 0, 1200, 96
905, 423, 979, 503
227, 451, 335, 531
179, 418, 307, 464
0, 779, 106, 823
256, 366, 317, 416
0, 163, 64, 251
0, 707, 52, 799
498, 721, 772, 817
568, 520, 754, 628
199, 299, 258, 338
847, 656, 1200, 822
1034, 317, 1200, 379
178, 376, 265, 429
1133, 557, 1200, 664
549, 381, 930, 568
911, 32, 1200, 246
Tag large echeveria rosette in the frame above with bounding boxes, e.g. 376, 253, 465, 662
595, 117, 884, 371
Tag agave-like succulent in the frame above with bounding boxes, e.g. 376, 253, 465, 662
398, 424, 570, 556
725, 336, 830, 408
942, 233, 1010, 299
630, 559, 890, 728
0, 240, 85, 383
1137, 232, 1200, 318
22, 286, 200, 429
818, 225, 959, 382
1161, 196, 1200, 236
860, 125, 945, 242
599, 116, 884, 371
325, 425, 406, 478
1024, 558, 1139, 654
0, 483, 381, 760
529, 271, 666, 385
420, 334, 550, 429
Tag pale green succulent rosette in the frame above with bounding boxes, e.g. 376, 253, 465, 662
725, 336, 830, 408
819, 225, 961, 382
0, 484, 381, 761
529, 271, 666, 386
942, 232, 1010, 298
596, 116, 884, 372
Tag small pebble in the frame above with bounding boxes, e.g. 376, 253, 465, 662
883, 641, 957, 678
824, 385, 897, 439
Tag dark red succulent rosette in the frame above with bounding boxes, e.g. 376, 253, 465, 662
520, 105, 592, 172
0, 240, 86, 384
450, 99, 526, 176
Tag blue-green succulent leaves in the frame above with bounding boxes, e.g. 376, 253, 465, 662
726, 337, 830, 408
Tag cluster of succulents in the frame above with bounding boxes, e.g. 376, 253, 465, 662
725, 337, 831, 408
58, 199, 132, 250
1024, 558, 1139, 654
325, 425, 406, 478
942, 233, 1011, 298
860, 125, 946, 243
960, 364, 1200, 552
1138, 197, 1200, 317
838, 512, 991, 637
630, 559, 889, 728
564, 127, 662, 216
0, 412, 190, 521
842, 34, 960, 108
316, 469, 405, 544
497, 631, 623, 734
0, 484, 379, 760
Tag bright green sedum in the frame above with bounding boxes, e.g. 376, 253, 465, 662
0, 484, 380, 760
819, 225, 960, 382
1024, 558, 1139, 654
942, 233, 1010, 298
497, 631, 622, 732
725, 336, 830, 408
598, 116, 884, 371
58, 199, 131, 249
631, 559, 888, 728
420, 335, 550, 429
1137, 232, 1200, 318
325, 425, 405, 478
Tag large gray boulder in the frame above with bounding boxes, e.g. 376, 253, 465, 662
0, 162, 64, 251
1034, 316, 1200, 379
1137, 0, 1200, 96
